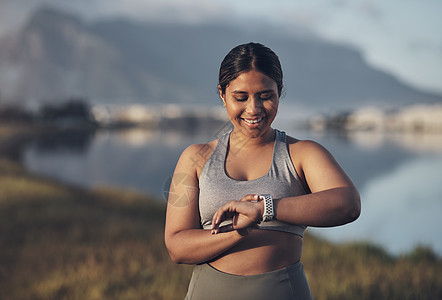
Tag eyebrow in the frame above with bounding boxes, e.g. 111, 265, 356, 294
258, 90, 275, 95
231, 90, 275, 94
232, 91, 248, 94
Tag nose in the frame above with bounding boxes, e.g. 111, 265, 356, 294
245, 97, 262, 115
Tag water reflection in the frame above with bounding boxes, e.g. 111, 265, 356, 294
310, 155, 442, 255
23, 127, 221, 198
346, 131, 442, 154
31, 129, 96, 154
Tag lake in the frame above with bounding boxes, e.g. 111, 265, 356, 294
22, 117, 442, 256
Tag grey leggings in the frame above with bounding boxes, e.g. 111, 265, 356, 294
185, 261, 313, 300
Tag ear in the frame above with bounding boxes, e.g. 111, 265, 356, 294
218, 85, 226, 107
279, 84, 284, 97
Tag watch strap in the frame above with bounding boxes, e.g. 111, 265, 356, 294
260, 194, 274, 222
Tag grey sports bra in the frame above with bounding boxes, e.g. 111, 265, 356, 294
198, 129, 308, 237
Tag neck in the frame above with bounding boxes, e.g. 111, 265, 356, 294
229, 128, 275, 150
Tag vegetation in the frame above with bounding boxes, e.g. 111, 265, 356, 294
1, 130, 441, 299
303, 235, 441, 299
0, 157, 193, 300
0, 98, 97, 129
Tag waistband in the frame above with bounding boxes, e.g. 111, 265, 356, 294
204, 260, 302, 279
186, 260, 313, 300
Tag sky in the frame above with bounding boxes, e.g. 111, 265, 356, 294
0, 0, 441, 95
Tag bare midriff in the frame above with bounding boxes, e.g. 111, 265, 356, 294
208, 230, 303, 275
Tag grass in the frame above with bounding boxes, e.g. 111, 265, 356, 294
303, 236, 441, 299
1, 153, 441, 299
0, 157, 192, 300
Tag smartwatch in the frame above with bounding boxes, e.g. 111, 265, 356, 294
260, 194, 274, 222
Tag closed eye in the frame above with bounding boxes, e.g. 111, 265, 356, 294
232, 91, 248, 102
260, 95, 272, 100
259, 93, 274, 101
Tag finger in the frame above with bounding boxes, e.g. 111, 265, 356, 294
212, 206, 228, 226
211, 216, 219, 234
211, 210, 224, 232
213, 201, 239, 234
211, 209, 223, 232
240, 194, 260, 202
211, 202, 234, 232
218, 224, 234, 233
217, 201, 237, 222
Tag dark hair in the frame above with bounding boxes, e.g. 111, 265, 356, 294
218, 42, 283, 96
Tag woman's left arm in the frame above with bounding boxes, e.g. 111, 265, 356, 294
274, 140, 361, 227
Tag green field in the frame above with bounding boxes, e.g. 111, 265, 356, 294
0, 129, 441, 299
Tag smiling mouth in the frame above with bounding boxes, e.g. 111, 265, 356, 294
242, 117, 264, 124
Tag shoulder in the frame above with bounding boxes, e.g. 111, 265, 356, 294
286, 135, 325, 153
176, 138, 219, 176
180, 138, 218, 160
285, 135, 333, 165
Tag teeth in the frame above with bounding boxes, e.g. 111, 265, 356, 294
243, 118, 263, 124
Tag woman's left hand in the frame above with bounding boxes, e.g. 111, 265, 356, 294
211, 194, 263, 234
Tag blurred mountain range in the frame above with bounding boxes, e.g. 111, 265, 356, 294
0, 6, 441, 111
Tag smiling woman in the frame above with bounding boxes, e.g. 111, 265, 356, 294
220, 70, 279, 140
164, 42, 361, 300
218, 42, 282, 141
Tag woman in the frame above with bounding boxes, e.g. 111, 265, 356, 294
164, 42, 361, 299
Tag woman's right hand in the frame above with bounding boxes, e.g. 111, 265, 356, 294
211, 194, 263, 234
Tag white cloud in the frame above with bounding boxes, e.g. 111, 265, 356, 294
270, 0, 442, 94
358, 2, 383, 20
77, 0, 228, 24
1, 0, 441, 94
0, 0, 228, 35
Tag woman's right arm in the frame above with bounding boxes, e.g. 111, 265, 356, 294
164, 144, 248, 265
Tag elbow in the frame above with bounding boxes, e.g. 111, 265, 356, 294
333, 187, 361, 225
165, 243, 179, 264
165, 238, 185, 264
167, 249, 197, 265
165, 235, 195, 265
168, 251, 185, 265
345, 189, 361, 223
347, 203, 361, 222
166, 243, 208, 265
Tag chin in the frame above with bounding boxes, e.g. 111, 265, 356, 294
236, 123, 272, 138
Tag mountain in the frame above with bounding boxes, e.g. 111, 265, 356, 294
0, 6, 441, 111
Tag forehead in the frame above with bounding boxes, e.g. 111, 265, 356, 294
227, 70, 277, 93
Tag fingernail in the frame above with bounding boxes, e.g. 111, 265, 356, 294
211, 230, 215, 235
